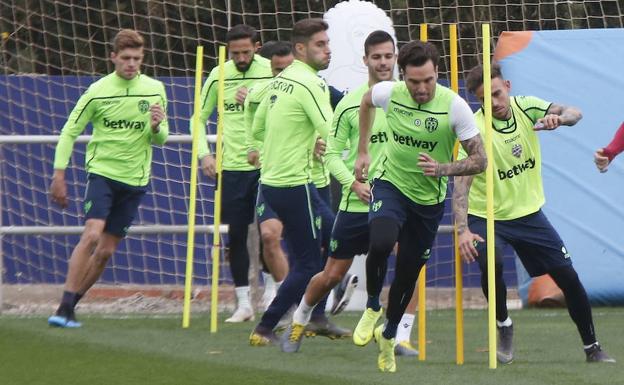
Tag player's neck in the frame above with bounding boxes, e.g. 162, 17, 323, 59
114, 71, 140, 82
294, 58, 318, 73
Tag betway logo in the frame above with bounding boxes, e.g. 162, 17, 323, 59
224, 102, 243, 112
370, 132, 388, 143
498, 158, 536, 180
392, 131, 438, 151
103, 118, 146, 130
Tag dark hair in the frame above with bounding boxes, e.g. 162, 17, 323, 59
112, 29, 144, 53
226, 24, 258, 44
259, 40, 293, 59
291, 18, 328, 46
397, 41, 439, 72
465, 61, 503, 94
364, 30, 395, 56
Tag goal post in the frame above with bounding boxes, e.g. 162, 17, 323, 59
0, 133, 227, 314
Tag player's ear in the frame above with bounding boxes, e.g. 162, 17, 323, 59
254, 41, 261, 52
294, 42, 306, 56
504, 79, 511, 91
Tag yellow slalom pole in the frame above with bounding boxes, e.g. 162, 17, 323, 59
482, 23, 497, 369
449, 23, 465, 366
182, 45, 204, 329
417, 22, 428, 361
210, 45, 227, 333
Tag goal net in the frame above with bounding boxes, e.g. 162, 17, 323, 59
1, 0, 622, 312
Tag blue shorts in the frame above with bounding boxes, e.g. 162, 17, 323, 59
83, 173, 146, 237
369, 179, 444, 260
315, 185, 332, 209
221, 169, 260, 226
256, 186, 278, 224
330, 211, 369, 259
257, 185, 333, 227
312, 185, 335, 250
468, 210, 572, 277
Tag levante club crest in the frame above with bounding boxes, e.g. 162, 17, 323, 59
138, 100, 150, 114
512, 143, 523, 158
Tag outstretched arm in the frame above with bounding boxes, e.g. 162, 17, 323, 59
534, 103, 582, 130
595, 122, 624, 172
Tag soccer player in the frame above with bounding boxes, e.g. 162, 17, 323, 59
353, 41, 487, 372
248, 18, 334, 346
195, 24, 273, 323
594, 122, 624, 172
454, 62, 615, 364
244, 40, 294, 310
282, 30, 420, 354
246, 42, 350, 339
47, 29, 169, 328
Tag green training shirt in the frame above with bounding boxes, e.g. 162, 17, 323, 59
53, 72, 169, 187
244, 78, 271, 154
252, 60, 333, 187
311, 157, 330, 188
326, 82, 388, 212
459, 95, 551, 220
196, 54, 272, 170
372, 81, 479, 205
246, 76, 330, 188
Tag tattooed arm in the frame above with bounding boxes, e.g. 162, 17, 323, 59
534, 103, 583, 130
452, 174, 484, 262
453, 175, 473, 235
418, 134, 487, 177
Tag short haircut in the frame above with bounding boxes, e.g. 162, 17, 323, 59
226, 24, 258, 44
259, 40, 293, 59
291, 18, 328, 46
112, 29, 144, 53
364, 30, 395, 56
465, 61, 504, 94
397, 41, 439, 72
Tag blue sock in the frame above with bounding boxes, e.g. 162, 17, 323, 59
366, 296, 381, 311
382, 321, 398, 340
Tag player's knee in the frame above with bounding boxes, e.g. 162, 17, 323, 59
369, 237, 395, 257
323, 270, 343, 288
260, 227, 280, 248
79, 229, 101, 248
368, 218, 399, 257
549, 265, 580, 291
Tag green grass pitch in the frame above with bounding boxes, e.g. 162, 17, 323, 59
1, 309, 622, 384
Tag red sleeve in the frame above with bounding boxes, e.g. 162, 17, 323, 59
603, 122, 624, 161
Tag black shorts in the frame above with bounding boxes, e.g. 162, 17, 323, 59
256, 186, 278, 224
369, 179, 444, 261
329, 211, 369, 259
221, 169, 260, 226
468, 209, 573, 276
83, 173, 147, 237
